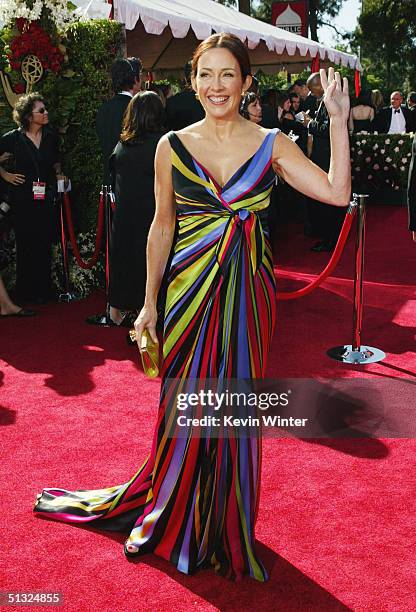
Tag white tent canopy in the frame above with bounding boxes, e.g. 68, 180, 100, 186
113, 0, 362, 74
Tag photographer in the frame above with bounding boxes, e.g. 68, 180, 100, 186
0, 93, 65, 304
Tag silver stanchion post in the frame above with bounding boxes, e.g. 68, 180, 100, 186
327, 193, 386, 364
86, 185, 113, 325
57, 184, 77, 303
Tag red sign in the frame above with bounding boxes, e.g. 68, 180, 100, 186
272, 1, 309, 38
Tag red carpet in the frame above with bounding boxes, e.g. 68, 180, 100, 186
1, 205, 415, 611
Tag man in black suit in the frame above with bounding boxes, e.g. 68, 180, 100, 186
373, 91, 413, 134
291, 79, 318, 119
166, 62, 205, 130
96, 57, 142, 185
408, 132, 416, 243
306, 72, 345, 251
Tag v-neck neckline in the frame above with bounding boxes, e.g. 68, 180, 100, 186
24, 131, 42, 151
172, 131, 272, 192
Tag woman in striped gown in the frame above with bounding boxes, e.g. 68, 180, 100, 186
34, 33, 351, 581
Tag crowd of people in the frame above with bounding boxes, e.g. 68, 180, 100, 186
349, 89, 416, 134
1, 55, 415, 320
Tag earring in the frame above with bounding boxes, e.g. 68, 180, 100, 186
242, 91, 246, 96
195, 93, 200, 100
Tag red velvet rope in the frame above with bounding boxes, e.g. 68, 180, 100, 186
276, 207, 356, 300
63, 191, 105, 270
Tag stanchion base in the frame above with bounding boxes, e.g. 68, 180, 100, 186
58, 292, 77, 303
86, 313, 113, 326
327, 345, 386, 364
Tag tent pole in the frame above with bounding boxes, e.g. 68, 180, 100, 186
151, 33, 175, 71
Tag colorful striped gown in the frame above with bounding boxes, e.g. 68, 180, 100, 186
34, 128, 279, 581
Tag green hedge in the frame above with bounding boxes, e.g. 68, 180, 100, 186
0, 19, 124, 231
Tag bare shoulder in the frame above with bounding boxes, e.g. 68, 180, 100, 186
240, 122, 276, 146
252, 124, 281, 140
155, 135, 173, 171
157, 132, 173, 146
156, 133, 173, 155
252, 124, 269, 137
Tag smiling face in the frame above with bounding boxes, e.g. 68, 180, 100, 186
30, 100, 49, 128
192, 47, 251, 120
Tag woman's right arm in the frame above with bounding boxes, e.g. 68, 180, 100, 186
0, 165, 22, 184
0, 166, 25, 185
134, 135, 176, 344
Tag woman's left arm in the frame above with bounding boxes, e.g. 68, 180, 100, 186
272, 68, 351, 207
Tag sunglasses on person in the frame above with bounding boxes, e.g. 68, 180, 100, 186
33, 107, 48, 114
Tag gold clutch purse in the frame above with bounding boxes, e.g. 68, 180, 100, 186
129, 329, 159, 378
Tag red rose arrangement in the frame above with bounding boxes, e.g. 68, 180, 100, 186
8, 18, 64, 74
13, 83, 25, 94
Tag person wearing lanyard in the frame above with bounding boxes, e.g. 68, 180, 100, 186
0, 93, 66, 304
0, 152, 36, 317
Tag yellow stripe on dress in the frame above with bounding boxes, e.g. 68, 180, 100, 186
171, 150, 220, 196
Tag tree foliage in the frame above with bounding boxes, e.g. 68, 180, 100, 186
352, 0, 416, 93
216, 0, 345, 42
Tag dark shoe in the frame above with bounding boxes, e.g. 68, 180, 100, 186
107, 312, 137, 328
0, 308, 37, 317
310, 241, 335, 252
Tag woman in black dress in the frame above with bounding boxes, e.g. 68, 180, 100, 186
0, 152, 35, 316
0, 93, 64, 303
108, 91, 165, 325
348, 91, 375, 133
